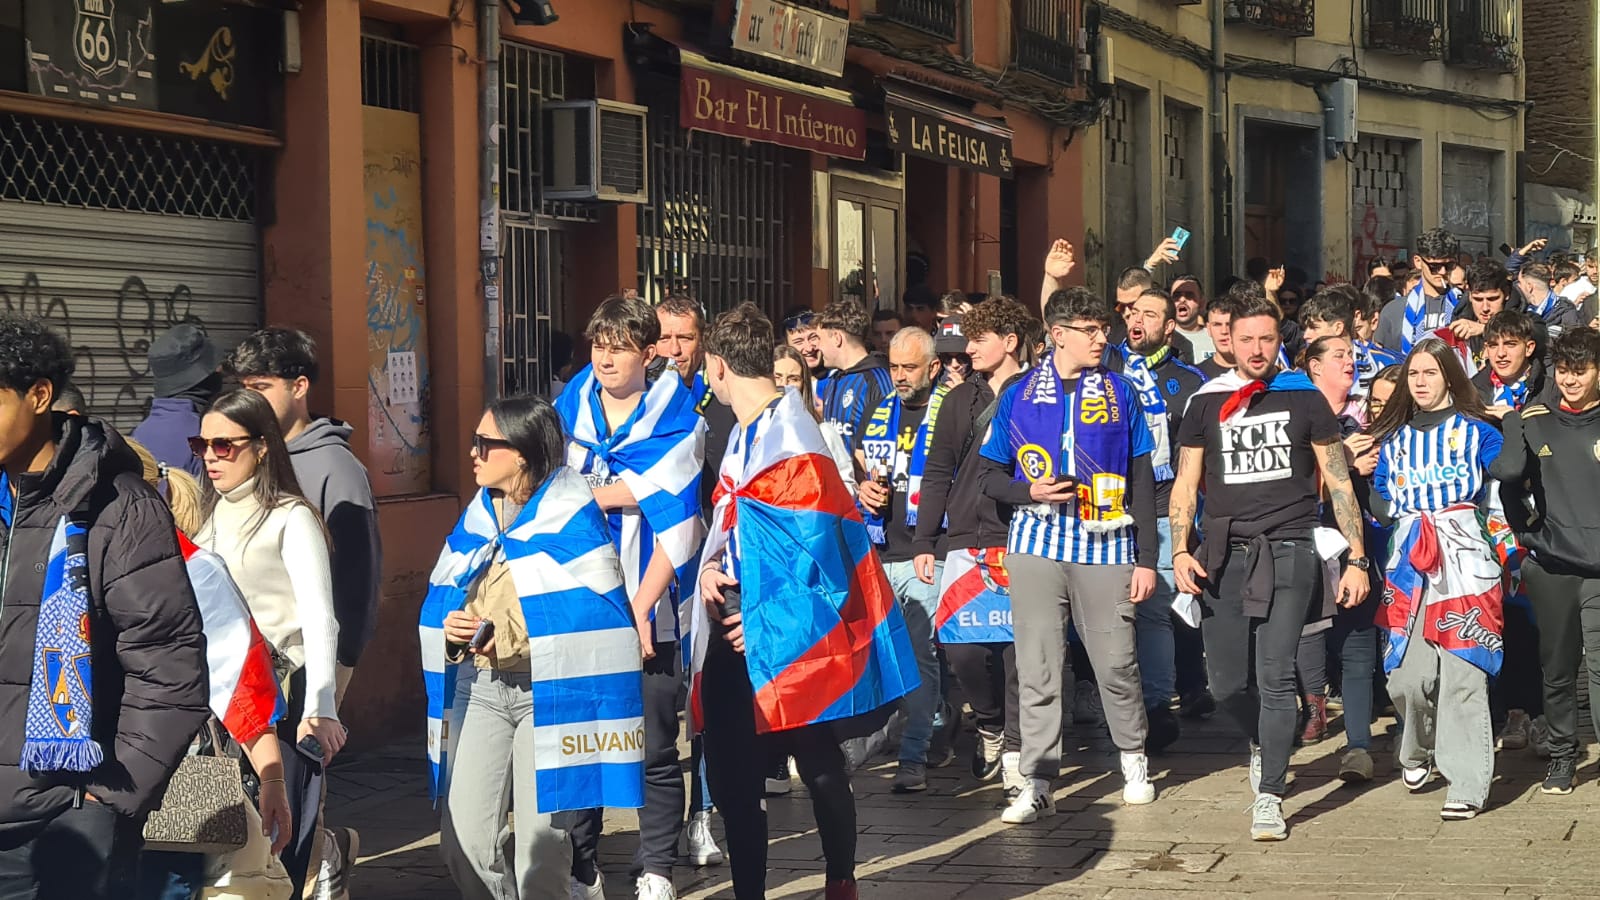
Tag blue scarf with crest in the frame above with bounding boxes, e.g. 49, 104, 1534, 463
1005, 357, 1135, 531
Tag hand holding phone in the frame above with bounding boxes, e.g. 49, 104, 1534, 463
468, 619, 496, 654
1171, 227, 1191, 252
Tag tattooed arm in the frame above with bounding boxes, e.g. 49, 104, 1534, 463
1168, 445, 1207, 595
1314, 436, 1367, 559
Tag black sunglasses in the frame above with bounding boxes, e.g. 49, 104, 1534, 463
472, 434, 514, 457
1419, 258, 1453, 275
188, 436, 255, 461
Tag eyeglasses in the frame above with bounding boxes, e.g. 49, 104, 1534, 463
472, 434, 514, 457
782, 312, 816, 331
1059, 323, 1110, 340
1419, 258, 1453, 275
188, 436, 255, 460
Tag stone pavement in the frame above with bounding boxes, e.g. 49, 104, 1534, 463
331, 707, 1600, 900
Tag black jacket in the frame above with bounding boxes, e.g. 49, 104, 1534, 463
1490, 401, 1600, 577
1470, 360, 1552, 410
912, 371, 1026, 557
0, 416, 208, 848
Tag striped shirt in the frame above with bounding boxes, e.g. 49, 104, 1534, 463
979, 372, 1154, 565
1374, 412, 1503, 519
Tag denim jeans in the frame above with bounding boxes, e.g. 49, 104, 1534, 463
884, 559, 943, 764
1135, 517, 1178, 709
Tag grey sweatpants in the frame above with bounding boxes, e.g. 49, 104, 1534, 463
1388, 605, 1495, 809
1007, 554, 1147, 781
441, 667, 574, 900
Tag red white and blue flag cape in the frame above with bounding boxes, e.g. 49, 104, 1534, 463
934, 547, 1014, 644
178, 532, 283, 744
688, 391, 920, 735
1380, 505, 1504, 677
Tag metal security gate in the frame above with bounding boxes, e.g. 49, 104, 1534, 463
636, 79, 791, 319
502, 221, 564, 397
0, 113, 261, 430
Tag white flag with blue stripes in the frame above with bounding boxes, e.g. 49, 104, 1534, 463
419, 468, 644, 813
555, 366, 706, 643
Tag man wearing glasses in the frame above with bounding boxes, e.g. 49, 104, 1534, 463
1374, 227, 1465, 354
977, 287, 1161, 824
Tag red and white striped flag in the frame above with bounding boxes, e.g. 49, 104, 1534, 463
178, 532, 284, 743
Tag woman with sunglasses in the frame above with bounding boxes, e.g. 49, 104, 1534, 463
422, 396, 642, 900
1369, 338, 1504, 820
192, 389, 341, 891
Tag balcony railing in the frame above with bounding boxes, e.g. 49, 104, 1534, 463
871, 0, 959, 42
1447, 0, 1518, 72
1364, 0, 1444, 58
1015, 0, 1077, 85
1225, 0, 1314, 36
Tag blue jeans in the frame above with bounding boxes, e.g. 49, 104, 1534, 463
1134, 517, 1178, 710
885, 559, 944, 764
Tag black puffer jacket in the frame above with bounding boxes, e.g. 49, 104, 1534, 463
0, 415, 208, 849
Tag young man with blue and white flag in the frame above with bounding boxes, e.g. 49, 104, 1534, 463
977, 287, 1161, 825
0, 314, 209, 898
1107, 287, 1207, 753
1375, 227, 1465, 354
859, 327, 950, 793
421, 395, 644, 900
554, 296, 706, 900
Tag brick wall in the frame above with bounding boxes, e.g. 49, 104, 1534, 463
1523, 0, 1596, 192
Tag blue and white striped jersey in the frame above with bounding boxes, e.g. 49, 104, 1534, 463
1374, 412, 1503, 519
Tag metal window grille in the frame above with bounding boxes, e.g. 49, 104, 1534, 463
1014, 0, 1077, 85
502, 221, 563, 397
1446, 0, 1518, 72
873, 0, 959, 41
1225, 0, 1315, 36
361, 34, 421, 112
1351, 136, 1412, 274
0, 113, 257, 221
1364, 0, 1444, 57
635, 81, 791, 320
499, 41, 593, 221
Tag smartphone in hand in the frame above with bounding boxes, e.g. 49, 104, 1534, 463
1171, 227, 1191, 251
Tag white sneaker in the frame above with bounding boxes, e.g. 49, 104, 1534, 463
1000, 778, 1055, 824
570, 870, 605, 900
636, 873, 676, 900
1248, 744, 1263, 794
686, 810, 724, 867
1120, 752, 1156, 805
1000, 751, 1026, 802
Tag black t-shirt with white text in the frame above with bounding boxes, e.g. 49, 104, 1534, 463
1177, 389, 1340, 539
882, 401, 926, 563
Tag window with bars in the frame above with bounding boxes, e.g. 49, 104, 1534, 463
500, 41, 596, 221
1014, 0, 1077, 85
0, 113, 257, 221
635, 80, 792, 320
360, 34, 421, 112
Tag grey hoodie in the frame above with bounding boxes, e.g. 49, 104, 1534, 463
288, 418, 382, 667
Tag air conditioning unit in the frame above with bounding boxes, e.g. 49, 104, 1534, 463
542, 100, 649, 204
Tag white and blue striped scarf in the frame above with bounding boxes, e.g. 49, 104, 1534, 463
1402, 283, 1461, 353
419, 469, 644, 812
554, 366, 706, 644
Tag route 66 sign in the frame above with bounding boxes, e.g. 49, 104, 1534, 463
74, 0, 119, 78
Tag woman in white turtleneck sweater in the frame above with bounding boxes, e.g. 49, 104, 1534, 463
191, 389, 342, 888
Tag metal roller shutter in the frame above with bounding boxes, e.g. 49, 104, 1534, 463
0, 113, 261, 431
1441, 146, 1498, 258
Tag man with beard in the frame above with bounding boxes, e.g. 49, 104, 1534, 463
1172, 276, 1214, 362
1107, 288, 1207, 752
859, 328, 950, 793
1171, 292, 1371, 841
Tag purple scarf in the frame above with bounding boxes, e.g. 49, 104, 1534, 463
1005, 357, 1134, 531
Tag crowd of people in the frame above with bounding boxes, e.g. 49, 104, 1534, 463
3, 223, 1599, 900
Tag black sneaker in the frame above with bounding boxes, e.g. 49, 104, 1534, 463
1146, 705, 1181, 754
1542, 758, 1577, 795
1178, 689, 1216, 720
764, 757, 792, 796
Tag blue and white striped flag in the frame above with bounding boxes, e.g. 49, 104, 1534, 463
419, 468, 644, 813
555, 365, 706, 644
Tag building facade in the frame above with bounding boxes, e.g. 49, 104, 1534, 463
1522, 0, 1595, 255
1, 0, 1104, 744
1084, 0, 1524, 294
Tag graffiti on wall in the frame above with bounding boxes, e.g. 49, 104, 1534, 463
363, 105, 432, 495
0, 271, 206, 428
1352, 202, 1406, 283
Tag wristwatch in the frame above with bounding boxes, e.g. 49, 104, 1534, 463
1347, 556, 1372, 572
